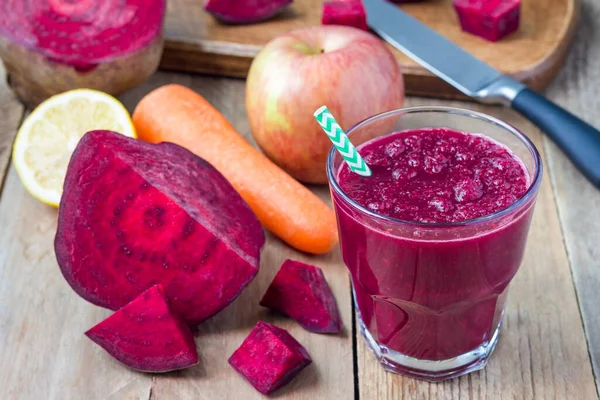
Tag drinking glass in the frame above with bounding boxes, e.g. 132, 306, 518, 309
326, 107, 542, 381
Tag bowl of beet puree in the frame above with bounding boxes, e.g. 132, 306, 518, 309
327, 107, 542, 381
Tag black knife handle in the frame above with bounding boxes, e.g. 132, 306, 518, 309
512, 88, 600, 188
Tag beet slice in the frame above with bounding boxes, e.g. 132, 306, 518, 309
453, 0, 521, 42
0, 0, 166, 108
229, 321, 312, 395
85, 284, 198, 372
55, 130, 265, 326
204, 0, 293, 24
260, 260, 342, 333
322, 0, 369, 32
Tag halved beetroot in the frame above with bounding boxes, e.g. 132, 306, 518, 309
322, 0, 369, 32
260, 260, 342, 333
0, 0, 166, 108
204, 0, 293, 24
55, 130, 265, 326
85, 284, 198, 372
229, 321, 312, 395
453, 0, 521, 42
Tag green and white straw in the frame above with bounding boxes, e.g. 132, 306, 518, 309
314, 106, 372, 177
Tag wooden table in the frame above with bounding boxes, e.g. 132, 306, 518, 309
2, 1, 600, 398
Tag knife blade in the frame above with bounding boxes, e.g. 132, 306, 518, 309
364, 0, 600, 189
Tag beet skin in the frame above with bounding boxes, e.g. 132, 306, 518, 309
55, 130, 265, 326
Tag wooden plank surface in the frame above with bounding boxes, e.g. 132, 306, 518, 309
0, 72, 354, 400
0, 63, 23, 188
542, 0, 600, 389
356, 100, 598, 399
161, 0, 578, 98
1, 73, 596, 399
2, 12, 600, 397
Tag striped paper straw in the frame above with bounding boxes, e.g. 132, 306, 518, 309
314, 106, 372, 177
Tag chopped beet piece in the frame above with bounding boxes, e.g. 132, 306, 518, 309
55, 130, 265, 326
204, 0, 293, 24
453, 0, 521, 42
228, 321, 312, 395
85, 285, 198, 373
322, 0, 369, 32
261, 259, 342, 333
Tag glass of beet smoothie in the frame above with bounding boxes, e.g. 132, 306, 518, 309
327, 107, 542, 381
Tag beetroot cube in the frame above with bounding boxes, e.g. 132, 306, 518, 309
453, 0, 521, 42
228, 322, 312, 395
85, 284, 198, 373
322, 0, 369, 32
261, 259, 342, 333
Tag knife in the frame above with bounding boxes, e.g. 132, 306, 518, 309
363, 0, 600, 188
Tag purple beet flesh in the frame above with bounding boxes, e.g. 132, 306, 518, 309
85, 284, 198, 373
322, 0, 369, 32
55, 130, 265, 326
453, 0, 521, 42
0, 0, 166, 107
204, 0, 293, 24
261, 259, 342, 333
229, 321, 312, 395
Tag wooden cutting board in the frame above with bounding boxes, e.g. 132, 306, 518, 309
161, 0, 578, 99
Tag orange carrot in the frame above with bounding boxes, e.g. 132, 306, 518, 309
132, 84, 338, 255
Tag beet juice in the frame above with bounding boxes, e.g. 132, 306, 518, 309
327, 108, 542, 381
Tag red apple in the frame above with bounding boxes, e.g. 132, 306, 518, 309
246, 25, 405, 184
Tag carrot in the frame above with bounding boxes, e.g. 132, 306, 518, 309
132, 84, 338, 255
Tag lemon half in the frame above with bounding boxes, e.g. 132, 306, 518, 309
13, 89, 136, 207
